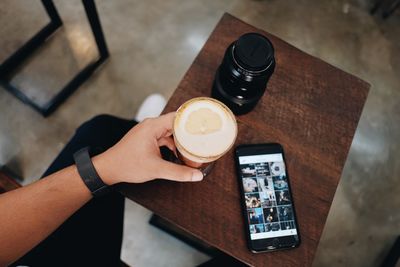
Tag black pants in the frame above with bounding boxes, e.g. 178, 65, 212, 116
12, 115, 137, 267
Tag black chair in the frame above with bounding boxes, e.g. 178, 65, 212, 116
0, 0, 109, 117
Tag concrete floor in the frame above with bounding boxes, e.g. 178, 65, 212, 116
1, 0, 399, 266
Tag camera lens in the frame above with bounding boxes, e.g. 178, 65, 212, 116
212, 33, 275, 115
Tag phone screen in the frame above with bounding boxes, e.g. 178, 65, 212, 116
239, 153, 298, 241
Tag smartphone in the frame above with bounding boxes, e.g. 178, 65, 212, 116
235, 143, 300, 253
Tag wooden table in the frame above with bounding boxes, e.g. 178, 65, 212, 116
120, 13, 369, 266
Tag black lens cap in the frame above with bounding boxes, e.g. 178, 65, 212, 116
233, 33, 274, 72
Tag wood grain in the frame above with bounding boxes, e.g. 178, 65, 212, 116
120, 13, 369, 266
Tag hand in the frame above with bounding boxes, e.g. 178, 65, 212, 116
93, 112, 204, 185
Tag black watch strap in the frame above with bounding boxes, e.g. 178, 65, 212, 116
73, 147, 110, 197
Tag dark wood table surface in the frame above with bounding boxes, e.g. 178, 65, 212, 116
120, 13, 369, 266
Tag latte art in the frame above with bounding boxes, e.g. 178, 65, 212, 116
185, 108, 222, 135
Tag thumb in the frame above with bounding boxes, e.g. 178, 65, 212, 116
155, 159, 203, 182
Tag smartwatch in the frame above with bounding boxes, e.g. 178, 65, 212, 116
73, 147, 110, 197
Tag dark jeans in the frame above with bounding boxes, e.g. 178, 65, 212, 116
12, 115, 137, 267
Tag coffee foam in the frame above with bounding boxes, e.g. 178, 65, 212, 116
174, 98, 237, 161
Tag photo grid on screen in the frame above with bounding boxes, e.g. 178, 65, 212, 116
242, 160, 295, 235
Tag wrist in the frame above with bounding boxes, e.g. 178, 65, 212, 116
92, 153, 117, 186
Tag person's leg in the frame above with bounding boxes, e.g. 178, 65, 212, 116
12, 115, 137, 267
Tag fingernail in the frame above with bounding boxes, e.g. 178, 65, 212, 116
192, 171, 203, 181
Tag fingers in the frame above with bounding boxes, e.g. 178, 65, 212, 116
158, 136, 176, 154
155, 159, 203, 182
150, 112, 176, 139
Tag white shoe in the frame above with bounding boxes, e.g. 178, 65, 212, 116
134, 93, 167, 122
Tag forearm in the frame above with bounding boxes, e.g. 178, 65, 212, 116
0, 112, 203, 266
0, 165, 92, 265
